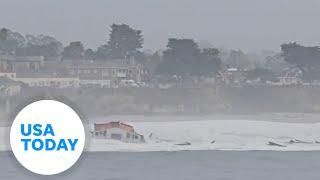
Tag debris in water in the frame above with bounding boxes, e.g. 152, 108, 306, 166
175, 142, 191, 146
288, 139, 313, 144
267, 141, 286, 147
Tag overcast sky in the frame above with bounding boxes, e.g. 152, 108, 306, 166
0, 0, 320, 52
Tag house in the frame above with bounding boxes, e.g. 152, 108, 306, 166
93, 122, 145, 143
272, 68, 303, 86
0, 55, 44, 72
62, 58, 144, 87
217, 67, 245, 86
14, 72, 79, 88
79, 77, 111, 88
0, 77, 21, 96
1, 56, 146, 88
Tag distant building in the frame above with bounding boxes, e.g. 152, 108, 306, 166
55, 58, 144, 87
14, 72, 79, 88
272, 68, 303, 86
79, 78, 111, 88
0, 55, 44, 72
217, 67, 245, 86
93, 122, 145, 143
1, 55, 146, 88
0, 77, 21, 96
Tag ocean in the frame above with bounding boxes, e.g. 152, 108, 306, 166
1, 151, 320, 180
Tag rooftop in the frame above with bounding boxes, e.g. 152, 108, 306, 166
0, 77, 21, 86
94, 122, 135, 133
60, 59, 138, 69
0, 55, 44, 62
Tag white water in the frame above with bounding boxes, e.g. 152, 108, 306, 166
2, 120, 320, 152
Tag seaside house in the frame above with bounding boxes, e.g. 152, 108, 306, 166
1, 55, 146, 88
63, 58, 143, 87
93, 122, 145, 143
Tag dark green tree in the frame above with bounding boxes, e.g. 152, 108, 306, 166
281, 42, 320, 80
17, 34, 63, 58
200, 48, 222, 76
94, 45, 110, 59
84, 48, 95, 59
157, 38, 200, 76
0, 28, 25, 55
156, 38, 221, 77
62, 41, 84, 59
107, 24, 143, 59
62, 41, 85, 60
0, 28, 8, 54
0, 28, 8, 42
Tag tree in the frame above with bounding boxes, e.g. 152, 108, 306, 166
94, 45, 110, 59
0, 28, 25, 55
157, 38, 200, 76
225, 50, 254, 70
62, 41, 85, 59
0, 28, 8, 54
264, 54, 290, 74
107, 24, 143, 59
156, 38, 221, 77
200, 48, 222, 76
281, 42, 320, 80
84, 49, 95, 59
17, 34, 63, 58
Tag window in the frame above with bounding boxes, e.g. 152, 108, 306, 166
111, 134, 122, 140
29, 62, 36, 70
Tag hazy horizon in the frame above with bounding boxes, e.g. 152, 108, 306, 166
1, 0, 320, 53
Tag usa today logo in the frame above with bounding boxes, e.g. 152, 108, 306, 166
10, 100, 85, 175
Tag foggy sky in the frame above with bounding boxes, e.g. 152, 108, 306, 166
0, 0, 320, 52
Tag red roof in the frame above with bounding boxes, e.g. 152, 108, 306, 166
94, 122, 134, 133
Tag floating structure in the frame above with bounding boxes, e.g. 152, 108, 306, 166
93, 122, 145, 143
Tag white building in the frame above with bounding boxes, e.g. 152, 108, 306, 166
15, 77, 79, 88
272, 68, 303, 86
79, 78, 111, 88
14, 72, 79, 88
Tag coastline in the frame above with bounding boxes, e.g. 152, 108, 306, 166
2, 118, 320, 152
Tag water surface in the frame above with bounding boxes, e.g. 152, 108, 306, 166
1, 151, 319, 180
